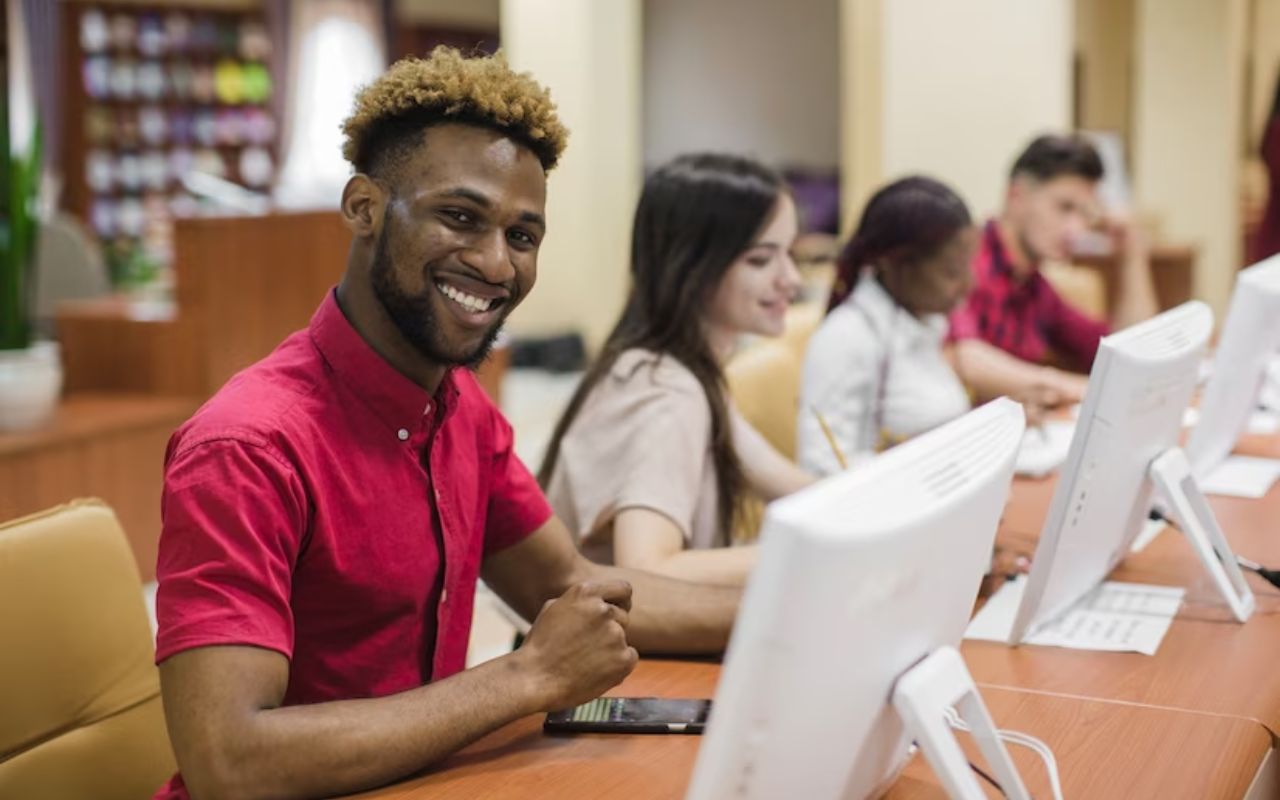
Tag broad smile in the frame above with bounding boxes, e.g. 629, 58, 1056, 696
434, 277, 508, 329
759, 297, 788, 318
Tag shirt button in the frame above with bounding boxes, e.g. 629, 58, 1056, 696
397, 428, 409, 441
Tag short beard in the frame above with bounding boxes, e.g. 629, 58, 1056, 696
369, 227, 505, 370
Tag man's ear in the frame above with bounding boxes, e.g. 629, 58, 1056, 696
341, 174, 386, 240
1005, 175, 1032, 214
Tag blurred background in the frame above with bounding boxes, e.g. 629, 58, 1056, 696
1, 0, 1278, 650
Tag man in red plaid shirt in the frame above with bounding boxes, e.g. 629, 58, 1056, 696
945, 134, 1158, 408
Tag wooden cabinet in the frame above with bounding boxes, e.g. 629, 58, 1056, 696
0, 395, 197, 582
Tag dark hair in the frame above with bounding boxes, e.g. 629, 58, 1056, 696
827, 175, 971, 312
1272, 67, 1280, 120
538, 153, 785, 539
1267, 68, 1280, 149
1009, 133, 1104, 183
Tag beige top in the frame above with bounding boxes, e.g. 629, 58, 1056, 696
545, 349, 731, 564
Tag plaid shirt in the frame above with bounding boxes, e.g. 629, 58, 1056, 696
948, 220, 1108, 371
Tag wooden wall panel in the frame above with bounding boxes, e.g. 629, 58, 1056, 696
0, 396, 197, 582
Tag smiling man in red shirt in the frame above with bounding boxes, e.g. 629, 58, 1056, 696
946, 134, 1159, 408
152, 48, 740, 800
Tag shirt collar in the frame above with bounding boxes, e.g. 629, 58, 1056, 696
308, 288, 460, 439
849, 273, 949, 345
984, 219, 1045, 299
985, 220, 1015, 278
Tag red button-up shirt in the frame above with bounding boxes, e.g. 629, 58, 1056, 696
152, 289, 551, 800
949, 220, 1109, 371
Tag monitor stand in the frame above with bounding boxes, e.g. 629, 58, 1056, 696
1148, 447, 1256, 622
893, 646, 1033, 800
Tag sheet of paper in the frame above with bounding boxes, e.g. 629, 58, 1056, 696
1247, 409, 1280, 435
1014, 420, 1076, 477
1200, 455, 1280, 499
1182, 406, 1280, 435
965, 577, 1184, 656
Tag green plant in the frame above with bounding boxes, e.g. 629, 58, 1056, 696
0, 61, 42, 352
106, 240, 161, 289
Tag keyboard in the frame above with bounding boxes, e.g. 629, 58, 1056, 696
1014, 420, 1077, 478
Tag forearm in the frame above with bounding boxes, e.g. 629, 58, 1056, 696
620, 544, 757, 588
590, 561, 741, 654
745, 458, 815, 501
733, 412, 817, 500
176, 652, 543, 800
950, 339, 1052, 401
1110, 251, 1158, 329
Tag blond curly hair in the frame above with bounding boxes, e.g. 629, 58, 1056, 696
341, 47, 568, 174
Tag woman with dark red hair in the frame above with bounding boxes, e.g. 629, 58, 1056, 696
1252, 69, 1280, 263
797, 176, 978, 475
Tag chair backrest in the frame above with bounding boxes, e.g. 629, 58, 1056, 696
0, 500, 175, 799
1043, 260, 1107, 319
727, 339, 804, 460
726, 304, 824, 461
34, 213, 111, 329
779, 303, 823, 361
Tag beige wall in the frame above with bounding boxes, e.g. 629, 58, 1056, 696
843, 0, 1073, 222
839, 0, 883, 234
1075, 0, 1135, 140
499, 0, 641, 348
643, 0, 840, 171
1132, 0, 1247, 314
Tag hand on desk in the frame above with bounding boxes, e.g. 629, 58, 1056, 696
1015, 368, 1088, 419
516, 580, 639, 711
982, 546, 1033, 599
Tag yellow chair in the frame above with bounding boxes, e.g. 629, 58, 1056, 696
0, 500, 176, 799
727, 339, 805, 461
727, 302, 824, 459
1042, 260, 1108, 319
780, 302, 824, 362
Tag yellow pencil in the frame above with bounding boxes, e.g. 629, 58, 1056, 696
811, 407, 849, 471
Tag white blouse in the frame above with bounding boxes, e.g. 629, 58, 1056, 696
797, 276, 971, 476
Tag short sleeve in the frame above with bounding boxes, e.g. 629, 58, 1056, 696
483, 407, 554, 557
545, 354, 718, 548
606, 378, 713, 541
946, 302, 980, 342
155, 438, 308, 664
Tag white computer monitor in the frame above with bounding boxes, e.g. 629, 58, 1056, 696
687, 399, 1025, 800
1008, 301, 1253, 643
1185, 254, 1280, 477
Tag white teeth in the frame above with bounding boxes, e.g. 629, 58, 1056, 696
436, 282, 495, 313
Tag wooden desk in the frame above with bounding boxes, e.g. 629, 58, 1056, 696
344, 659, 1271, 800
969, 431, 1280, 735
0, 393, 196, 581
1073, 242, 1196, 312
887, 688, 1271, 800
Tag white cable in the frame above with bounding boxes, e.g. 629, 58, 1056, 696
944, 708, 1065, 800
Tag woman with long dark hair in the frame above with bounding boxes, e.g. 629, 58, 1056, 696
539, 153, 813, 586
797, 176, 978, 475
1252, 67, 1280, 262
